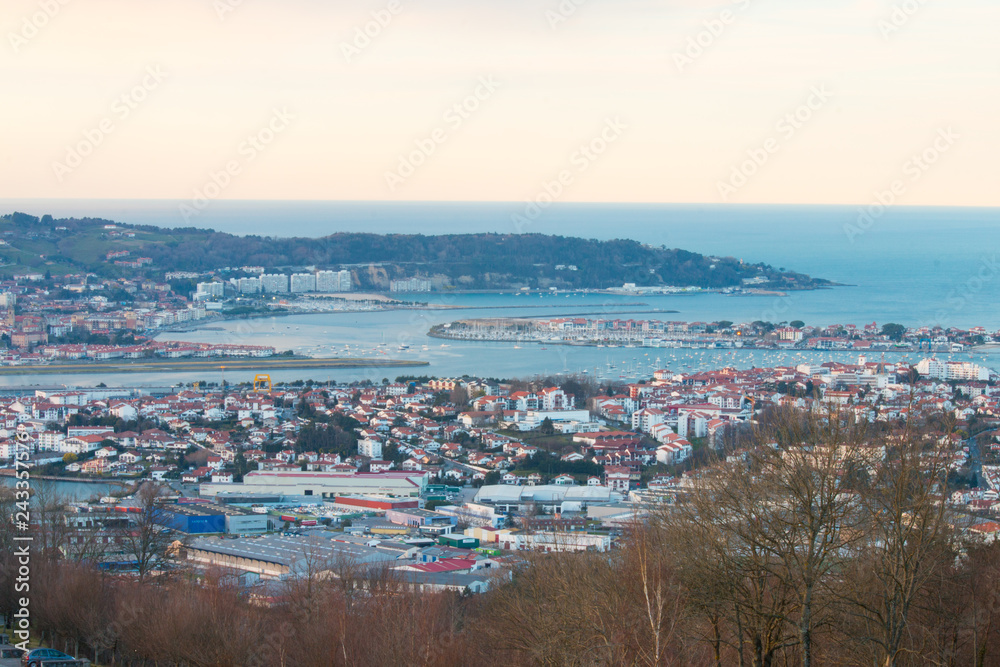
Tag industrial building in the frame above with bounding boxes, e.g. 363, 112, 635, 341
462, 526, 610, 552
158, 502, 269, 534
186, 534, 401, 579
200, 469, 428, 499
473, 484, 624, 514
385, 508, 457, 530
334, 495, 420, 512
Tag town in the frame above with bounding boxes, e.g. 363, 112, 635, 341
433, 316, 996, 352
5, 349, 1000, 576
0, 260, 424, 368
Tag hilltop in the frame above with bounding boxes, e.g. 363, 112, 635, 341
0, 211, 832, 292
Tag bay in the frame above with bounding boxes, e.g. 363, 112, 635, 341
0, 200, 997, 387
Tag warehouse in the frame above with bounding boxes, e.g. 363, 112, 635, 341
158, 502, 269, 534
385, 508, 457, 529
200, 469, 428, 499
186, 534, 400, 579
334, 495, 420, 512
473, 484, 624, 513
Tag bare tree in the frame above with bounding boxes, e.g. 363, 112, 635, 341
31, 480, 70, 561
659, 407, 872, 667
622, 520, 688, 665
837, 430, 953, 667
115, 482, 172, 582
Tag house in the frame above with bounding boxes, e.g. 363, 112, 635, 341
61, 434, 109, 455
551, 473, 575, 486
211, 471, 234, 484
80, 458, 111, 475
182, 466, 212, 483
150, 465, 172, 481
114, 431, 139, 448
970, 521, 1000, 544
604, 465, 632, 493
655, 435, 693, 466
110, 402, 139, 421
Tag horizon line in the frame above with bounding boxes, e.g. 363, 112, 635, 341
1, 198, 998, 211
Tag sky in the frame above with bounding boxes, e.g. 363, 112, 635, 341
2, 0, 998, 206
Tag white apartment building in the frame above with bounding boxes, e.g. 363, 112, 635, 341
290, 273, 316, 293
390, 278, 432, 293
917, 358, 990, 381
196, 282, 225, 298
237, 277, 261, 294
261, 274, 289, 294
316, 270, 352, 292
631, 407, 666, 432
358, 438, 383, 459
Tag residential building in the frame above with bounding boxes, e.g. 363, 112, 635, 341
261, 273, 289, 293
290, 273, 316, 293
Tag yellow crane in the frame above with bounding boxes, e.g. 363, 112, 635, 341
253, 374, 272, 393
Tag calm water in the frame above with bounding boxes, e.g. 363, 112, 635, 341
0, 475, 126, 501
0, 200, 997, 386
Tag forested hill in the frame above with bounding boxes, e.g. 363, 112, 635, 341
0, 211, 831, 291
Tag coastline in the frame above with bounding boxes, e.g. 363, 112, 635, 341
0, 356, 430, 376
154, 286, 838, 333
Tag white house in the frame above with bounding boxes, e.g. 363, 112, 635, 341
110, 402, 139, 421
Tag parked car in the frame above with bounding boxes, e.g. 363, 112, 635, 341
21, 647, 76, 666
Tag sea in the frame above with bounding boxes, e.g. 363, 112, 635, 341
0, 199, 998, 388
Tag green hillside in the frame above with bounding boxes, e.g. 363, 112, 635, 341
0, 211, 832, 291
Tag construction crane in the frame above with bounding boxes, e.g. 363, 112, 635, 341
253, 374, 273, 393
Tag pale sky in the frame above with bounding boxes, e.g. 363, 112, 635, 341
2, 0, 997, 205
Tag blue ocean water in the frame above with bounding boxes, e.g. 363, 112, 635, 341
2, 199, 997, 328
0, 200, 996, 387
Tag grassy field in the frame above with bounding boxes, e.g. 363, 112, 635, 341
0, 356, 429, 376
